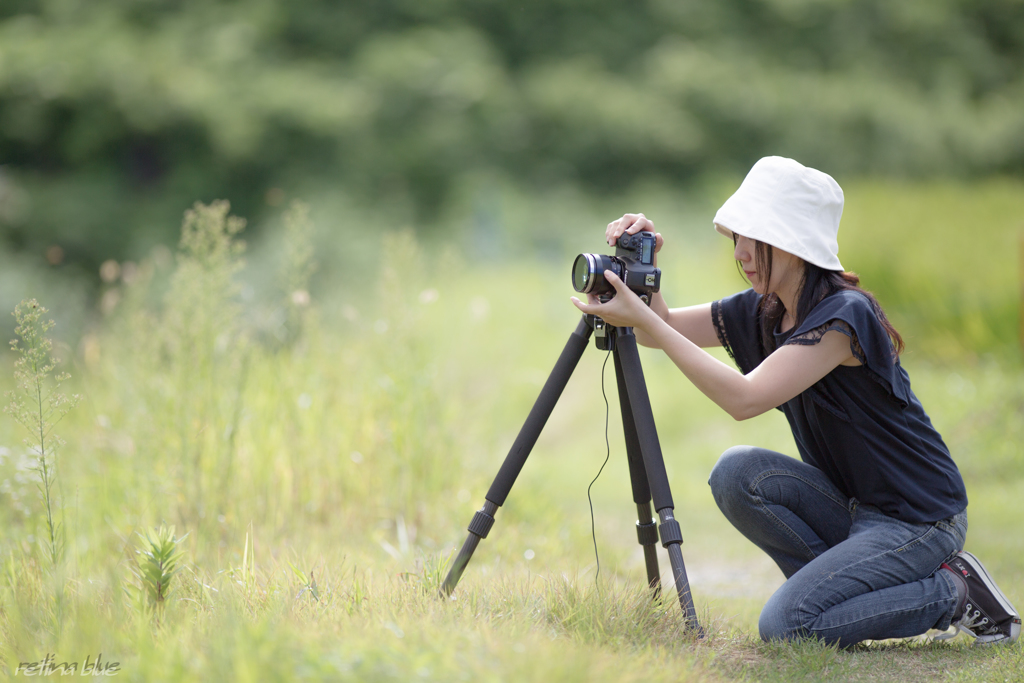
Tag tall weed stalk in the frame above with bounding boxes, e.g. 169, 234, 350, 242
161, 201, 248, 523
4, 300, 79, 570
4, 300, 80, 636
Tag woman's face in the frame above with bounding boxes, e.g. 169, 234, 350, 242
733, 234, 803, 296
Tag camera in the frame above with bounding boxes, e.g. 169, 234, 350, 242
571, 231, 662, 304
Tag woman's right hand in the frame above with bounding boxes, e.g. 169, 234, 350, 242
606, 213, 664, 253
602, 213, 669, 341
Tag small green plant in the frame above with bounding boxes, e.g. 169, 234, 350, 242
399, 551, 453, 596
131, 525, 187, 615
226, 524, 271, 617
4, 299, 79, 571
288, 562, 320, 602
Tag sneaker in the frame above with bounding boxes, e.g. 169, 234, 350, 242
939, 551, 1020, 646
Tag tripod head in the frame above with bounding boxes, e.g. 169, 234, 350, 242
586, 314, 617, 351
586, 315, 644, 352
585, 275, 655, 350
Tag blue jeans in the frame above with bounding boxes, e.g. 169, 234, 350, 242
708, 446, 968, 647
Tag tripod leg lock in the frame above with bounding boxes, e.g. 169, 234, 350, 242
467, 508, 496, 539
635, 520, 659, 546
658, 518, 683, 548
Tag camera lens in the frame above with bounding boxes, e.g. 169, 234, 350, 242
572, 254, 593, 292
572, 253, 620, 295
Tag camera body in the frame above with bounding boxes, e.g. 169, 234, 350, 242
572, 231, 662, 304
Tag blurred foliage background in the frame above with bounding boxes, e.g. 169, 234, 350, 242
0, 0, 1023, 354
2, 0, 1023, 269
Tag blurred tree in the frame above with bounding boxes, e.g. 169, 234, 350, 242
0, 0, 1022, 270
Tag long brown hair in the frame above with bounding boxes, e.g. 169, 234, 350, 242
741, 239, 904, 357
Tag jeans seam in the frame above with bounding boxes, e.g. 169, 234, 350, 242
794, 523, 941, 620
894, 523, 938, 553
748, 469, 850, 511
755, 500, 816, 561
746, 470, 848, 564
935, 565, 960, 627
808, 596, 955, 635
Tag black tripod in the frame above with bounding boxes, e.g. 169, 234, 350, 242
440, 314, 703, 635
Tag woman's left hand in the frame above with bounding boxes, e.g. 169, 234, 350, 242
570, 270, 660, 331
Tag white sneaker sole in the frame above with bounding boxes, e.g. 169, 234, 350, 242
974, 620, 1020, 646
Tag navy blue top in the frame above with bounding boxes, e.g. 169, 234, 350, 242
711, 288, 967, 524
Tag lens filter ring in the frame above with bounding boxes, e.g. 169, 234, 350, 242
572, 253, 599, 293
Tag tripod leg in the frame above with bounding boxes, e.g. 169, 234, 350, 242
614, 327, 704, 636
613, 349, 661, 595
441, 316, 593, 597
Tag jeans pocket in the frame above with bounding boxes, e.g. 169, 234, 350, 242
933, 510, 968, 551
893, 523, 939, 554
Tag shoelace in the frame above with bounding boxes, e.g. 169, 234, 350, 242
934, 602, 995, 641
958, 605, 994, 635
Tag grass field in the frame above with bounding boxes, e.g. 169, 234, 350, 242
0, 182, 1022, 681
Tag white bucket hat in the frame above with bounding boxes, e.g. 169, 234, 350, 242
713, 156, 844, 271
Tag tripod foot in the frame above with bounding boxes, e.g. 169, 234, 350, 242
658, 508, 704, 636
441, 500, 499, 597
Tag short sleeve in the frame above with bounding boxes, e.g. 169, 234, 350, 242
782, 290, 909, 407
711, 288, 765, 375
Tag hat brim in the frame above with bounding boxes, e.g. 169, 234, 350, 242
714, 222, 844, 271
714, 223, 735, 239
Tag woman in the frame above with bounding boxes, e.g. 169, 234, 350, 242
570, 156, 1019, 647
